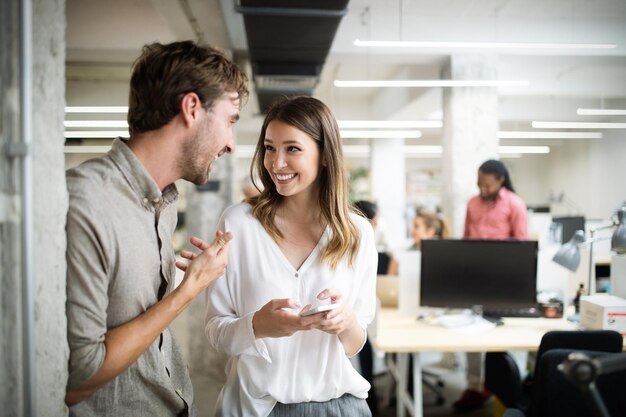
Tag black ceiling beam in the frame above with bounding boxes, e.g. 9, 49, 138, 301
237, 0, 349, 113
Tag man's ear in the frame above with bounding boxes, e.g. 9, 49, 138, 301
180, 92, 202, 128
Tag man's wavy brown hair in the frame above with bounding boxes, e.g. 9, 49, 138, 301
128, 41, 248, 135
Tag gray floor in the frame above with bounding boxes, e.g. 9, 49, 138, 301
372, 359, 493, 417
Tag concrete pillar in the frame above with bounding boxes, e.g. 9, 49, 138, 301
370, 138, 406, 252
1, 0, 68, 416
182, 155, 234, 416
1, 2, 23, 414
440, 54, 499, 237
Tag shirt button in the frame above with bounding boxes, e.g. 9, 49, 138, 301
294, 273, 299, 278
153, 197, 161, 204
142, 197, 149, 204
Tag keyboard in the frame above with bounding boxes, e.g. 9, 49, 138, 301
483, 307, 543, 318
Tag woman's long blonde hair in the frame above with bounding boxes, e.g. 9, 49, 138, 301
246, 96, 360, 269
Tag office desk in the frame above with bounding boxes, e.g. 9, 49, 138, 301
371, 308, 578, 417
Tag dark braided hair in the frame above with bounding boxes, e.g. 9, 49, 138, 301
479, 159, 515, 193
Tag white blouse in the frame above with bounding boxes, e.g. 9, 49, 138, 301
204, 203, 377, 417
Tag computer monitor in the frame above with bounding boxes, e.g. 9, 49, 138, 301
552, 216, 585, 244
420, 239, 539, 312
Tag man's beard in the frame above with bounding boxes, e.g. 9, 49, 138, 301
178, 128, 212, 185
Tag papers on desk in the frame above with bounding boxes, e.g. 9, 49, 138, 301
437, 313, 497, 334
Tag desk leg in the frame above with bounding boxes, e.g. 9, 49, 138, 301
412, 352, 423, 417
388, 353, 422, 417
396, 353, 408, 417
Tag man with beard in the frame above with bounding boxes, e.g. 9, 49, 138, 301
65, 41, 248, 416
463, 159, 528, 240
454, 158, 528, 410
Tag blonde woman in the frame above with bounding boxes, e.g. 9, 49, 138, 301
410, 209, 451, 250
204, 97, 376, 417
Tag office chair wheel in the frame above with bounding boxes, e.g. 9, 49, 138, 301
437, 380, 444, 388
436, 396, 445, 406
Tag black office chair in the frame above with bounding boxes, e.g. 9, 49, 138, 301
485, 330, 623, 413
505, 348, 626, 417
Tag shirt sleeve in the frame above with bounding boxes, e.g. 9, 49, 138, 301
509, 196, 528, 239
65, 191, 108, 389
350, 218, 378, 356
204, 211, 271, 363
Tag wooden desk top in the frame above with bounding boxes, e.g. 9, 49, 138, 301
371, 308, 579, 353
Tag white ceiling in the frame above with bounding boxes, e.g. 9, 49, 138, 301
66, 0, 626, 145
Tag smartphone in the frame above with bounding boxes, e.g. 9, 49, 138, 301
301, 303, 340, 316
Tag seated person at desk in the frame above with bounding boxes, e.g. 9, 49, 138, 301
355, 200, 398, 275
457, 159, 528, 410
410, 209, 451, 249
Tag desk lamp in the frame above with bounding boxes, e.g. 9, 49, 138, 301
552, 206, 626, 295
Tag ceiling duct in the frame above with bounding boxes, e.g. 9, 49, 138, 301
237, 0, 349, 113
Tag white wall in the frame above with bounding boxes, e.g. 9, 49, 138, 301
588, 130, 626, 218
509, 132, 625, 220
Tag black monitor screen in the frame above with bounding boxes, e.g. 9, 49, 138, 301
552, 216, 585, 244
420, 239, 538, 310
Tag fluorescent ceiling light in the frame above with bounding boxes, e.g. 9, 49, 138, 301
497, 131, 603, 139
334, 80, 529, 88
338, 120, 442, 129
354, 39, 617, 50
64, 120, 129, 128
234, 145, 372, 158
340, 130, 422, 138
236, 144, 546, 158
577, 108, 626, 116
64, 131, 129, 138
498, 146, 550, 154
532, 121, 626, 129
64, 145, 112, 154
65, 106, 128, 113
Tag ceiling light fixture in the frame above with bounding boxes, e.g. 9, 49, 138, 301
64, 120, 129, 128
65, 106, 129, 113
577, 108, 626, 116
340, 130, 422, 138
354, 39, 617, 50
236, 145, 372, 158
338, 120, 442, 128
334, 80, 529, 88
64, 131, 129, 138
235, 144, 547, 159
532, 121, 626, 129
497, 131, 603, 139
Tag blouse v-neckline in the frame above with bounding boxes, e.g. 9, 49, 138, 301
262, 223, 329, 274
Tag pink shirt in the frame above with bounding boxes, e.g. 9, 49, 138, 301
463, 187, 528, 239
